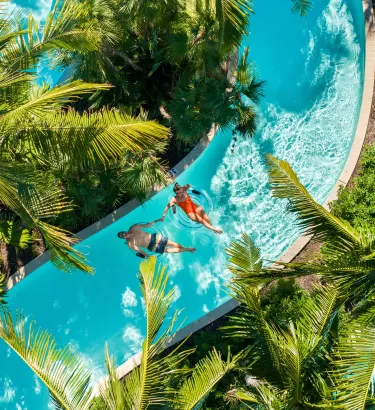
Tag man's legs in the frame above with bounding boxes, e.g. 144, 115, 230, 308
165, 239, 196, 253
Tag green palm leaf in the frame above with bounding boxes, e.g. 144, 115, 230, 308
0, 219, 32, 248
291, 0, 312, 16
117, 154, 169, 202
226, 382, 286, 409
298, 285, 338, 340
182, 0, 253, 46
12, 109, 169, 167
266, 154, 361, 256
330, 321, 375, 409
175, 348, 240, 410
226, 237, 339, 406
0, 161, 92, 273
0, 308, 93, 410
226, 232, 262, 277
0, 81, 111, 129
102, 258, 192, 409
3, 0, 101, 72
0, 274, 6, 305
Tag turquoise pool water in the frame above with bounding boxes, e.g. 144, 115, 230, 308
0, 0, 365, 408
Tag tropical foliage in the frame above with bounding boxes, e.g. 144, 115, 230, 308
331, 144, 375, 229
0, 258, 239, 409
225, 233, 375, 409
176, 276, 309, 409
0, 0, 169, 275
60, 0, 263, 144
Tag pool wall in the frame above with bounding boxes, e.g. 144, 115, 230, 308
6, 0, 375, 385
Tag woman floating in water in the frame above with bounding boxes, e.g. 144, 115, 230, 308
161, 183, 223, 234
118, 220, 196, 257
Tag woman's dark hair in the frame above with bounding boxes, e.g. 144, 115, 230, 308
173, 183, 181, 193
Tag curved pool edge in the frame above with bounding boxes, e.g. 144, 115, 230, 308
104, 0, 375, 384
279, 0, 375, 265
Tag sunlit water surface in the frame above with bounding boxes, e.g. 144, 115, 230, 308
0, 0, 365, 408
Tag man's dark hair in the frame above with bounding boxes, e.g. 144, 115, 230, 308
117, 231, 127, 238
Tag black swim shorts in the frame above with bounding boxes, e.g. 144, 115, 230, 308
148, 233, 168, 254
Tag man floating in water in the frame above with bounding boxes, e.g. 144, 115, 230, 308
118, 220, 196, 257
161, 183, 223, 234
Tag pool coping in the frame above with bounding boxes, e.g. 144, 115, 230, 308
106, 0, 375, 383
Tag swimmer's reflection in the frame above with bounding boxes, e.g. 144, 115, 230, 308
117, 220, 196, 258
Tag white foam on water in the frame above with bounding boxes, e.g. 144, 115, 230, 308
121, 287, 139, 317
0, 377, 16, 403
33, 376, 41, 396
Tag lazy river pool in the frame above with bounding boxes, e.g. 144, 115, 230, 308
0, 0, 365, 408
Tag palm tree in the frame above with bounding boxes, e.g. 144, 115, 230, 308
225, 235, 375, 409
58, 0, 260, 142
168, 47, 264, 142
0, 0, 169, 274
0, 258, 240, 409
225, 234, 336, 408
228, 154, 375, 304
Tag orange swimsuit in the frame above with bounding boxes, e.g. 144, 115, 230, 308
176, 193, 198, 214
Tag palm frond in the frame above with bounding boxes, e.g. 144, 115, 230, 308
97, 345, 129, 409
0, 81, 111, 130
266, 154, 361, 256
0, 219, 32, 249
117, 154, 169, 202
226, 232, 262, 277
291, 0, 312, 16
212, 0, 253, 46
175, 348, 240, 409
0, 274, 7, 305
0, 161, 92, 273
226, 382, 286, 409
3, 0, 101, 72
111, 258, 193, 409
236, 47, 265, 103
10, 109, 169, 167
330, 321, 375, 409
226, 282, 286, 386
0, 309, 93, 410
297, 285, 338, 341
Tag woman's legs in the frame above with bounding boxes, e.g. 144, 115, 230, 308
187, 212, 223, 234
195, 206, 211, 223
